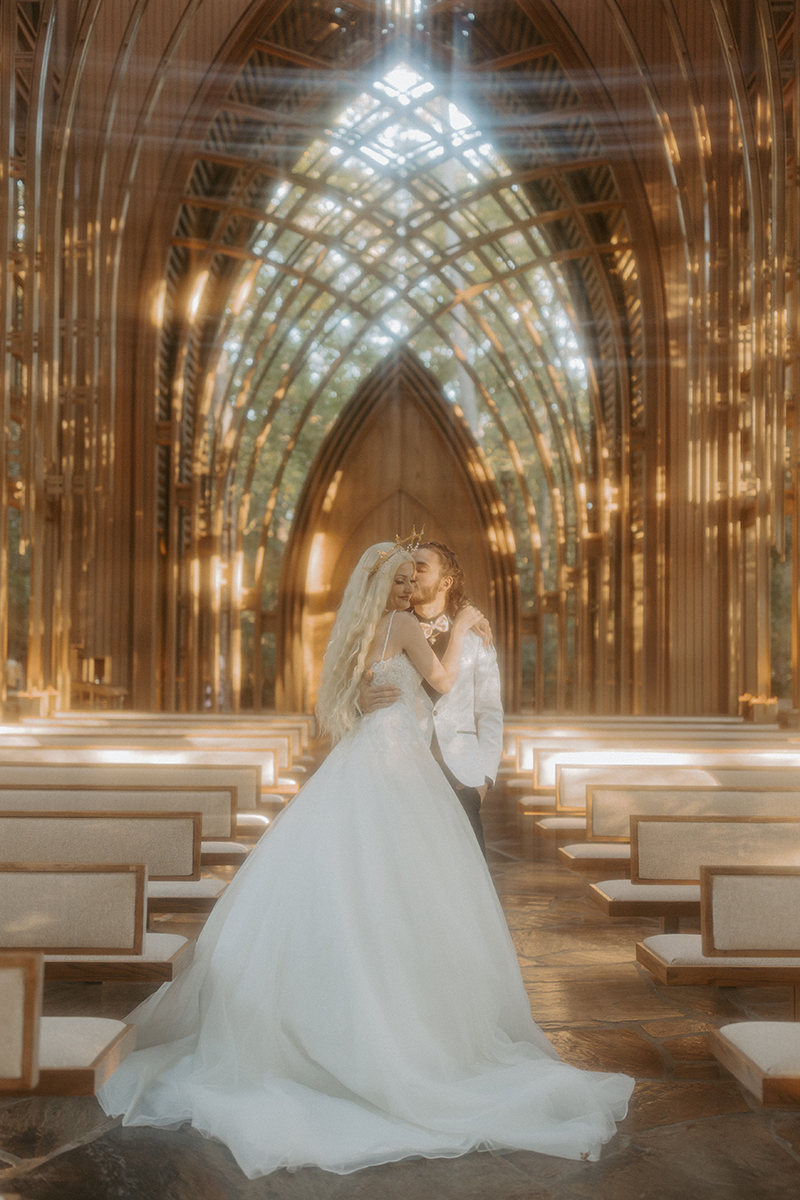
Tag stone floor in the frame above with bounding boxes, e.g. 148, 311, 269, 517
2, 779, 800, 1199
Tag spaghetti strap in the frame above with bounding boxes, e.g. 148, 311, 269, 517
379, 611, 395, 662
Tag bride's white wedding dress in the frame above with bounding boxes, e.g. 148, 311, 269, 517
98, 644, 633, 1177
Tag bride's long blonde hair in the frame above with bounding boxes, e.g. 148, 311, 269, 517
316, 542, 414, 744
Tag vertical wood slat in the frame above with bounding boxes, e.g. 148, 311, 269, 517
0, 2, 17, 708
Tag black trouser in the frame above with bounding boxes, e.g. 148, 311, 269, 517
453, 785, 487, 860
430, 730, 487, 860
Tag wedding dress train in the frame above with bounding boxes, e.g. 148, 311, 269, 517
98, 651, 633, 1177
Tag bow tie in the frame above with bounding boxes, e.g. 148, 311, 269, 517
417, 613, 450, 641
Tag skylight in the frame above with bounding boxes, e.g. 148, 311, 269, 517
213, 58, 599, 704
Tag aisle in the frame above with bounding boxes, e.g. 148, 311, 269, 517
2, 783, 799, 1199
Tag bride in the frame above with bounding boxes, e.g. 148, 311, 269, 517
98, 538, 633, 1177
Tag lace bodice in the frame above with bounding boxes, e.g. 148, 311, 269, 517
369, 652, 422, 714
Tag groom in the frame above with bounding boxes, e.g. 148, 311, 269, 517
361, 541, 504, 857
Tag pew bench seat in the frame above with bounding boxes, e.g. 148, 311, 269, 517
33, 1017, 136, 1096
516, 794, 557, 815
711, 1023, 800, 1106
0, 865, 195, 982
636, 934, 800, 1018
590, 816, 800, 931
147, 877, 226, 913
535, 816, 587, 838
44, 932, 194, 982
590, 879, 700, 932
0, 953, 137, 1095
558, 843, 631, 873
236, 813, 271, 838
201, 840, 249, 866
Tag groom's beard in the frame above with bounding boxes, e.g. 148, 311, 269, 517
410, 580, 443, 609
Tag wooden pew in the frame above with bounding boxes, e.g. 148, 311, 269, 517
0, 780, 236, 836
0, 747, 276, 792
0, 782, 252, 865
503, 716, 766, 771
0, 864, 193, 981
43, 711, 317, 749
30, 712, 317, 757
535, 745, 800, 794
0, 760, 263, 819
536, 758, 800, 838
558, 784, 800, 873
0, 951, 135, 1095
557, 843, 632, 875
6, 726, 294, 771
514, 728, 789, 777
590, 815, 800, 931
712, 1022, 800, 1106
556, 763, 800, 815
0, 811, 227, 914
521, 759, 800, 826
637, 866, 800, 1034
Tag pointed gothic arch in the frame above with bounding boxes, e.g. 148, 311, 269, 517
276, 348, 519, 713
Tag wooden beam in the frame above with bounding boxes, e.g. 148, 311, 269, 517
254, 39, 336, 71
467, 44, 556, 73
219, 100, 322, 129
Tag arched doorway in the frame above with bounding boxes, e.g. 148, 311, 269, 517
277, 348, 518, 713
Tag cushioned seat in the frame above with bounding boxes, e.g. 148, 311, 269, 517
710, 1022, 800, 1105
592, 879, 700, 903
201, 840, 249, 866
640, 933, 800, 968
563, 842, 631, 859
37, 1016, 135, 1094
536, 816, 587, 837
557, 842, 630, 874
636, 934, 800, 1002
146, 877, 226, 913
236, 813, 271, 838
44, 932, 193, 981
718, 1022, 800, 1072
147, 878, 225, 898
517, 794, 557, 812
590, 880, 700, 931
39, 1017, 129, 1068
0, 953, 137, 1096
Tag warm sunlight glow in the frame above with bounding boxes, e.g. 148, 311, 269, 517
188, 271, 209, 322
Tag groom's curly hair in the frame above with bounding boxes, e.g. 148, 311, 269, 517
418, 541, 468, 618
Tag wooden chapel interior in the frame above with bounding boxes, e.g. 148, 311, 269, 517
1, 0, 797, 722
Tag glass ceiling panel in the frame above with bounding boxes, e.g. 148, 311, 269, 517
208, 58, 602, 617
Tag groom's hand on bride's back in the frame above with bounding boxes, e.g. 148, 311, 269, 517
359, 670, 401, 714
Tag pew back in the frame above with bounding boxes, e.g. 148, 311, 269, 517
559, 764, 800, 815
0, 783, 235, 839
631, 816, 800, 885
538, 748, 800, 792
0, 812, 201, 880
34, 712, 315, 752
0, 762, 259, 812
701, 867, 800, 958
0, 748, 274, 789
505, 716, 768, 769
587, 785, 800, 841
0, 951, 42, 1090
0, 864, 146, 954
4, 729, 292, 769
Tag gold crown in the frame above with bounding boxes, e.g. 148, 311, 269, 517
365, 527, 425, 579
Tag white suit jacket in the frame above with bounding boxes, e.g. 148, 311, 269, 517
418, 629, 504, 788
